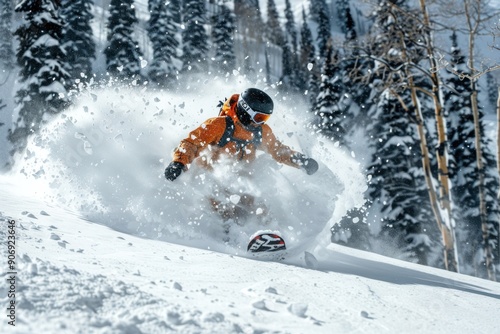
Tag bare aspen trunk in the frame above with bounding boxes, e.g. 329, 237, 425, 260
408, 79, 449, 258
465, 0, 496, 281
396, 26, 455, 272
419, 0, 458, 272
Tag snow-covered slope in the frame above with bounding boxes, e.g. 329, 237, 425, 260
1, 176, 499, 334
1, 81, 497, 333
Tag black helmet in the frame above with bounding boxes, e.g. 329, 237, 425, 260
236, 88, 274, 126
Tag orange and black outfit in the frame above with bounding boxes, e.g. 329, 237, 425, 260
165, 90, 318, 221
165, 88, 319, 184
171, 94, 302, 172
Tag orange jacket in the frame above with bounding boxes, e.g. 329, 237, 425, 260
172, 94, 301, 170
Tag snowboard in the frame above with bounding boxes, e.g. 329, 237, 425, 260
247, 231, 286, 253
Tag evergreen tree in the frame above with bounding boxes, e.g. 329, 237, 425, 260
332, 16, 364, 136
367, 90, 438, 265
280, 37, 295, 90
10, 0, 69, 152
299, 8, 319, 106
234, 0, 264, 41
309, 0, 327, 24
336, 0, 350, 34
211, 2, 236, 75
266, 0, 284, 47
182, 0, 209, 73
315, 0, 332, 60
444, 32, 500, 278
148, 0, 179, 87
169, 0, 182, 25
335, 0, 357, 41
344, 2, 357, 42
486, 72, 498, 109
284, 0, 298, 54
335, 54, 371, 136
60, 0, 96, 88
234, 0, 264, 75
331, 204, 372, 251
311, 46, 346, 145
105, 0, 143, 82
282, 0, 301, 91
0, 0, 15, 70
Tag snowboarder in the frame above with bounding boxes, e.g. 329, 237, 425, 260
164, 88, 318, 222
164, 88, 318, 180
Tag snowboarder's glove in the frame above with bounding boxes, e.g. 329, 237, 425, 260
165, 161, 184, 181
291, 154, 319, 175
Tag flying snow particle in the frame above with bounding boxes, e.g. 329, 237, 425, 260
229, 195, 241, 204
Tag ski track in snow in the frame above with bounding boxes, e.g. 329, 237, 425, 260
1, 84, 499, 333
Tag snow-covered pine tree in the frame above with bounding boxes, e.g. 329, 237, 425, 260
169, 0, 182, 25
284, 0, 298, 54
344, 1, 357, 42
444, 32, 500, 278
486, 72, 498, 109
181, 0, 209, 73
315, 0, 332, 60
60, 0, 96, 88
367, 90, 438, 265
336, 0, 350, 34
331, 203, 372, 251
211, 2, 236, 76
0, 0, 15, 70
309, 0, 327, 24
234, 0, 264, 42
233, 0, 264, 75
329, 4, 366, 136
147, 0, 179, 87
266, 0, 284, 47
299, 8, 319, 107
282, 0, 301, 92
10, 0, 70, 153
105, 0, 143, 82
311, 45, 347, 146
334, 50, 372, 139
280, 37, 295, 90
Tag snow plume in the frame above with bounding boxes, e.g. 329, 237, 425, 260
10, 78, 366, 257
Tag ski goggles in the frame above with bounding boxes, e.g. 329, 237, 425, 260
238, 98, 272, 124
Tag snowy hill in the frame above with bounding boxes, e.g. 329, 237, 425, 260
1, 1, 500, 332
1, 176, 499, 333
0, 81, 499, 333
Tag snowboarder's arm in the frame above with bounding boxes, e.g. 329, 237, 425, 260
261, 125, 301, 168
172, 117, 226, 166
261, 125, 318, 175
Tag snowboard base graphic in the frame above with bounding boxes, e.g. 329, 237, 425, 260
247, 231, 286, 253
